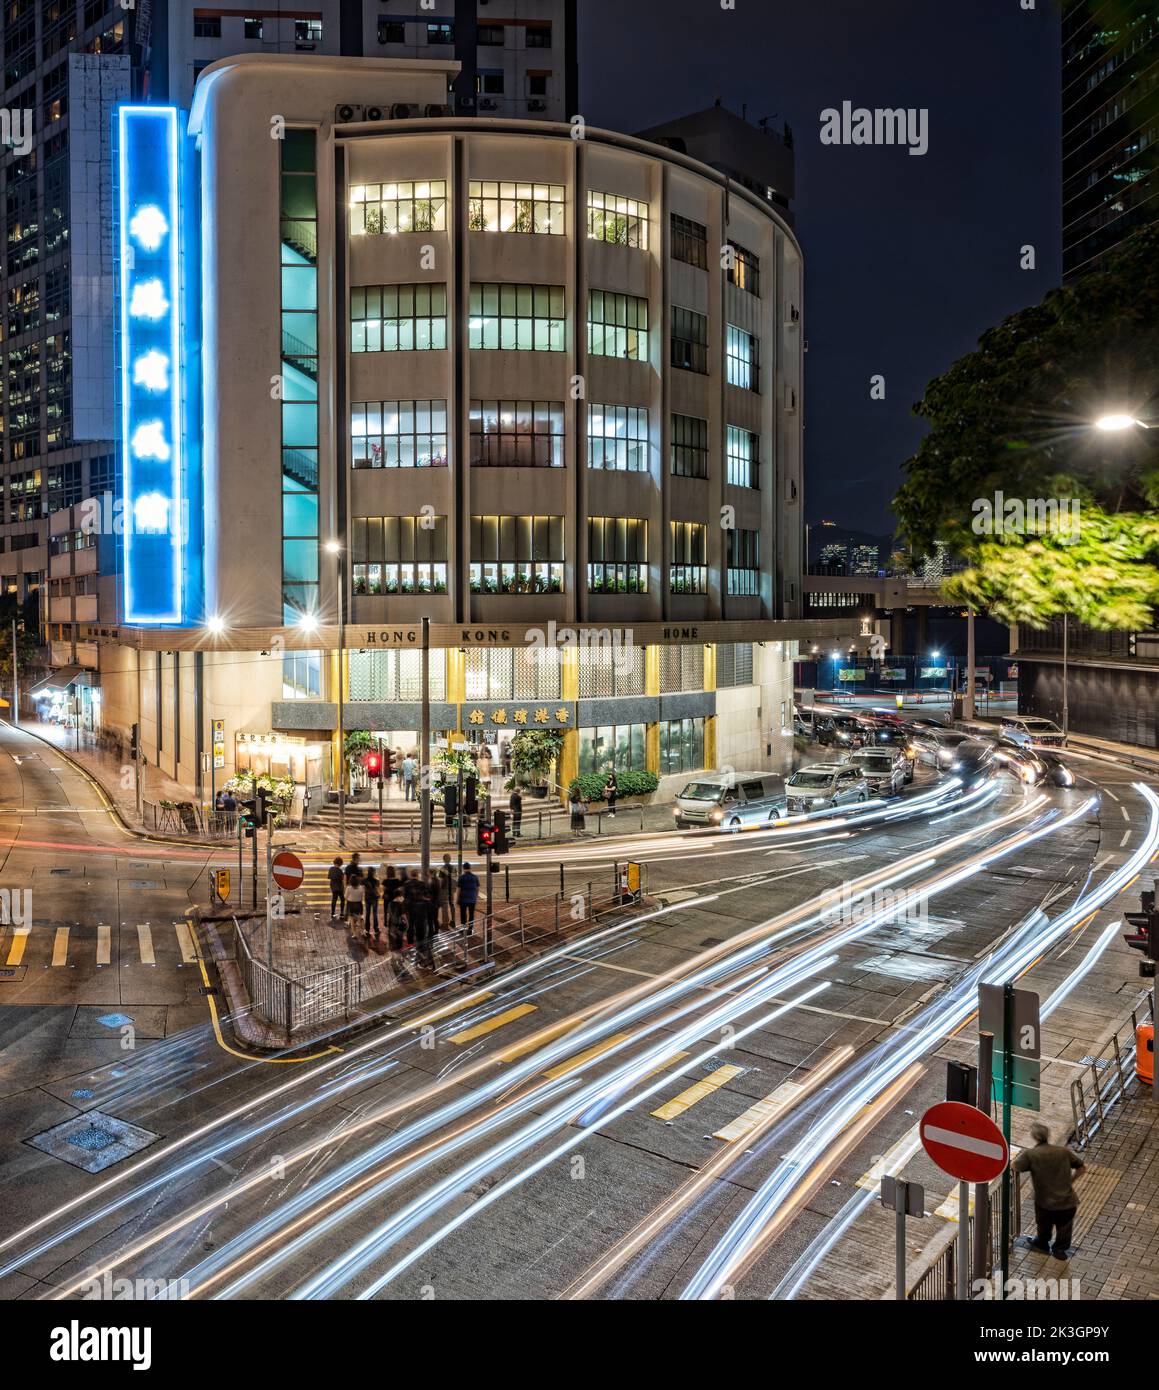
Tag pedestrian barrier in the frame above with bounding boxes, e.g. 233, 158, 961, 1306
1069, 992, 1155, 1148
906, 1177, 1022, 1300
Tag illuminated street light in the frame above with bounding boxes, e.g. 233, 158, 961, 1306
206, 615, 226, 635
297, 612, 318, 634
1095, 413, 1152, 431
324, 539, 342, 555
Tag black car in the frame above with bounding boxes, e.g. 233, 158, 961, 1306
815, 714, 870, 749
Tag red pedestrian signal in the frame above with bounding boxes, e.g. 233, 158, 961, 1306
477, 821, 495, 854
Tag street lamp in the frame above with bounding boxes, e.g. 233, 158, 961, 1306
323, 540, 345, 848
1094, 413, 1152, 432
206, 614, 226, 635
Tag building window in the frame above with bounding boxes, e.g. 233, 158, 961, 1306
470, 400, 564, 467
671, 213, 708, 269
351, 515, 448, 595
427, 22, 453, 43
660, 643, 705, 694
716, 642, 754, 687
378, 18, 405, 43
588, 404, 648, 472
350, 181, 447, 235
588, 517, 647, 593
468, 283, 565, 351
283, 650, 322, 699
525, 21, 552, 47
671, 413, 708, 478
587, 190, 648, 249
588, 290, 649, 360
727, 529, 760, 596
660, 717, 705, 775
468, 181, 565, 234
579, 723, 646, 775
193, 15, 221, 38
351, 284, 448, 352
478, 72, 505, 95
470, 515, 564, 593
478, 23, 504, 45
578, 644, 646, 698
727, 241, 760, 296
527, 74, 548, 96
294, 18, 321, 44
671, 306, 708, 373
670, 522, 707, 594
726, 324, 759, 391
465, 647, 560, 701
244, 16, 263, 39
351, 649, 449, 701
352, 400, 448, 468
726, 425, 759, 488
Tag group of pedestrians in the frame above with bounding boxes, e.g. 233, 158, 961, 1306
567, 769, 618, 836
326, 852, 480, 968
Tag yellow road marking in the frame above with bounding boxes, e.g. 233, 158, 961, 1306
137, 924, 155, 966
7, 926, 30, 966
96, 925, 111, 966
543, 1032, 632, 1080
194, 956, 341, 1063
52, 928, 70, 967
652, 1064, 745, 1121
174, 922, 197, 964
495, 1017, 578, 1063
413, 992, 493, 1026
856, 1124, 921, 1191
639, 1051, 690, 1082
448, 1002, 536, 1044
714, 1077, 807, 1142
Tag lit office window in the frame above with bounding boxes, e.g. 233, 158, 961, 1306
671, 306, 708, 373
726, 425, 759, 488
470, 400, 564, 466
468, 181, 564, 234
282, 650, 321, 699
587, 190, 648, 249
726, 241, 760, 296
726, 324, 759, 390
352, 400, 448, 468
351, 514, 448, 594
294, 18, 322, 44
588, 517, 647, 593
587, 404, 648, 472
470, 514, 564, 593
350, 181, 447, 235
727, 528, 760, 596
660, 717, 705, 774
670, 521, 707, 594
351, 284, 447, 351
671, 413, 708, 478
588, 290, 648, 360
427, 21, 453, 43
469, 283, 565, 351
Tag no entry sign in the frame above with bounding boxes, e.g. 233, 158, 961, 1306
919, 1100, 1008, 1184
271, 851, 305, 891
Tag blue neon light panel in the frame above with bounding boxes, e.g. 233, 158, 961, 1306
119, 106, 184, 624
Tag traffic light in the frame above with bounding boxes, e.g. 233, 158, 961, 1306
257, 787, 272, 827
477, 820, 495, 854
382, 747, 394, 779
365, 749, 383, 782
464, 776, 478, 817
493, 810, 509, 856
239, 797, 258, 838
443, 781, 459, 818
1123, 888, 1159, 976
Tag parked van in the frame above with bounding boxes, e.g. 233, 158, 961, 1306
673, 771, 784, 829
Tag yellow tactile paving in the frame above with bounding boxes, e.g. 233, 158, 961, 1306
714, 1076, 808, 1142
652, 1064, 745, 1121
494, 1017, 578, 1063
51, 928, 70, 967
417, 992, 494, 1026
448, 1002, 536, 1044
542, 1033, 632, 1080
6, 926, 29, 966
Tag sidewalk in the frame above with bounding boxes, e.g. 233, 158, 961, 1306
1008, 1078, 1159, 1299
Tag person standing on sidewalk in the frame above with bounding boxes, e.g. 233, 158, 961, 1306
344, 870, 365, 940
457, 862, 479, 934
328, 857, 345, 920
364, 866, 381, 942
509, 786, 523, 838
1014, 1122, 1085, 1259
569, 786, 586, 836
604, 769, 618, 819
402, 754, 417, 802
438, 855, 454, 933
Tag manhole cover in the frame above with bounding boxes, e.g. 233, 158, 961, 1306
128, 880, 157, 890
26, 1110, 159, 1174
0, 966, 25, 981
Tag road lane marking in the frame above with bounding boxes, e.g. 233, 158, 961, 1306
495, 1017, 577, 1062
639, 1051, 690, 1082
174, 922, 197, 964
137, 924, 155, 966
418, 991, 494, 1025
96, 925, 111, 966
543, 1033, 631, 1080
1121, 829, 1131, 847
652, 1064, 745, 1120
448, 1002, 536, 1044
52, 928, 70, 967
1121, 806, 1130, 822
6, 927, 30, 966
714, 1077, 808, 1142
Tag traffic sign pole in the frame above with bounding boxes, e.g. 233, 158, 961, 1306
973, 1029, 994, 1284
999, 982, 1014, 1300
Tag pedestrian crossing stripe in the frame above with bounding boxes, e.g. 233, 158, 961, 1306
5, 926, 30, 966
448, 1002, 536, 1044
494, 1017, 579, 1063
652, 1064, 745, 1121
713, 1077, 808, 1142
175, 922, 198, 965
417, 991, 494, 1026
52, 928, 69, 967
855, 1124, 922, 1192
137, 925, 155, 966
2, 924, 201, 969
542, 1033, 632, 1081
96, 924, 111, 966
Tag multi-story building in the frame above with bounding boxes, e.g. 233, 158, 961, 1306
1062, 0, 1159, 280
89, 54, 857, 806
2, 3, 574, 669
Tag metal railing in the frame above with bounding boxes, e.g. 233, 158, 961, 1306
143, 799, 235, 840
907, 1177, 1021, 1300
1070, 991, 1154, 1149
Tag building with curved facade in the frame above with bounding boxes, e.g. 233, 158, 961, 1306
93, 55, 859, 806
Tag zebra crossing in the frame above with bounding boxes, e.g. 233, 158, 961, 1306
1, 920, 201, 970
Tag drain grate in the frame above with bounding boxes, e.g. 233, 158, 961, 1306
68, 1126, 116, 1153
50, 867, 72, 875
27, 1110, 159, 1174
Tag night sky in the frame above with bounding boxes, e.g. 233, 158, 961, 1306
579, 0, 1062, 536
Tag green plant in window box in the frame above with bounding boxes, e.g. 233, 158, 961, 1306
468, 202, 487, 232
507, 728, 564, 797
513, 199, 533, 233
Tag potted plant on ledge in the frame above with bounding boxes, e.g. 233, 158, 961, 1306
505, 728, 564, 799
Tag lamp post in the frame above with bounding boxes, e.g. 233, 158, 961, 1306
323, 540, 345, 849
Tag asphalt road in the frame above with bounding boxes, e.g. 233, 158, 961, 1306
0, 719, 1154, 1301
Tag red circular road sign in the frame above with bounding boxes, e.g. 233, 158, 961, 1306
919, 1100, 1009, 1184
271, 851, 305, 891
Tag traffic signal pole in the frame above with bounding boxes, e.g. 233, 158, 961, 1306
420, 615, 431, 877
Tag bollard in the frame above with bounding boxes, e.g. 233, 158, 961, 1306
560, 862, 565, 895
504, 864, 510, 902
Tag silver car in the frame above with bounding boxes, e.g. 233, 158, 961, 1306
785, 764, 870, 814
1000, 716, 1067, 749
847, 747, 910, 795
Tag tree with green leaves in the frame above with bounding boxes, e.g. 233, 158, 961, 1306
893, 223, 1159, 629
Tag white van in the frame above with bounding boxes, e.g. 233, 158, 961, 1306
673, 771, 784, 828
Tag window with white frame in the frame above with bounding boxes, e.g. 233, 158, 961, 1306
588, 404, 648, 472
468, 181, 564, 234
349, 181, 446, 235
587, 190, 648, 249
352, 400, 448, 468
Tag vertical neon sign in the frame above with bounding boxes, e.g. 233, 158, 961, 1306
119, 105, 183, 624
